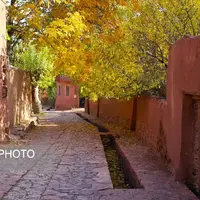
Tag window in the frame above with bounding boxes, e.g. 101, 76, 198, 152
58, 85, 61, 96
66, 85, 70, 96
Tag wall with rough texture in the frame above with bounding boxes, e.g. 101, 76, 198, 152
86, 96, 171, 172
86, 98, 135, 129
85, 36, 200, 191
166, 36, 200, 188
0, 1, 8, 141
0, 56, 8, 140
86, 96, 168, 155
85, 98, 89, 114
99, 98, 135, 129
135, 96, 169, 162
0, 1, 6, 55
88, 100, 98, 117
55, 76, 79, 110
7, 67, 33, 127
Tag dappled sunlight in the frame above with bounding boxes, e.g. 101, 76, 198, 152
36, 124, 58, 127
1, 0, 200, 198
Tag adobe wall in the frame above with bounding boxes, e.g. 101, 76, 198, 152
0, 1, 8, 140
87, 96, 168, 156
85, 36, 200, 189
98, 98, 135, 129
136, 96, 169, 161
89, 100, 98, 117
85, 98, 89, 114
86, 98, 135, 129
0, 56, 8, 140
0, 1, 6, 55
7, 67, 33, 127
0, 3, 33, 139
55, 82, 79, 110
166, 36, 200, 183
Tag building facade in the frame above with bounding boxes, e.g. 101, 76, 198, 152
55, 76, 79, 110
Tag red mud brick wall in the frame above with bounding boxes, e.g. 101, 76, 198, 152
136, 96, 169, 161
0, 55, 8, 140
7, 67, 33, 127
86, 96, 170, 163
166, 36, 200, 182
85, 36, 200, 184
89, 100, 98, 117
85, 98, 89, 114
0, 2, 8, 140
98, 98, 134, 129
56, 83, 79, 111
86, 96, 170, 161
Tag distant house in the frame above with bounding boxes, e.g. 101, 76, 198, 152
55, 75, 80, 110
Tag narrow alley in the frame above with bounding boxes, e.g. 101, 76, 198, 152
0, 111, 197, 200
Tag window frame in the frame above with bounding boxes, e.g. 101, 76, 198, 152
66, 84, 70, 96
57, 84, 61, 96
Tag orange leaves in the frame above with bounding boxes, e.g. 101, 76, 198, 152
98, 26, 124, 45
74, 0, 116, 28
51, 5, 70, 19
131, 0, 140, 10
117, 0, 128, 6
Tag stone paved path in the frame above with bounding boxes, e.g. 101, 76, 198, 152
0, 111, 198, 200
0, 111, 113, 200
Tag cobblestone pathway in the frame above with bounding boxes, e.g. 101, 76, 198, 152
0, 111, 197, 200
0, 111, 114, 200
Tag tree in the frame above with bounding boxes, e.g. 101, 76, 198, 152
7, 0, 127, 81
35, 1, 134, 100
14, 44, 55, 113
7, 0, 76, 60
7, 0, 120, 58
47, 81, 56, 107
7, 0, 47, 58
78, 0, 200, 100
9, 0, 200, 101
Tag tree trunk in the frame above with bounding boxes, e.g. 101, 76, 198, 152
32, 85, 42, 114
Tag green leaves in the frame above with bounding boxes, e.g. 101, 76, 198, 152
13, 44, 55, 88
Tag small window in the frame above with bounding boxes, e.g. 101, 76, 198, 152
58, 85, 61, 96
66, 85, 70, 96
